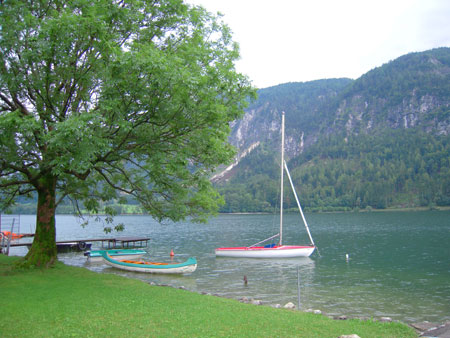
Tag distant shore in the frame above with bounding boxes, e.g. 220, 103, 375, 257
225, 206, 450, 214
3, 205, 449, 216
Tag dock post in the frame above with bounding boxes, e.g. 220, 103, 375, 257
5, 219, 14, 256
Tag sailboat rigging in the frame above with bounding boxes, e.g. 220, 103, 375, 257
215, 112, 316, 258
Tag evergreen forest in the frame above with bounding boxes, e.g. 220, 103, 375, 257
216, 129, 450, 213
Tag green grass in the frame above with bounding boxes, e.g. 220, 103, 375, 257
0, 255, 416, 338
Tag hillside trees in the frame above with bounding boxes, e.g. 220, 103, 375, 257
217, 130, 450, 212
215, 48, 449, 213
291, 130, 450, 210
0, 0, 255, 267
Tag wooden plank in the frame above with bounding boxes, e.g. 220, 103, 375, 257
1, 237, 151, 248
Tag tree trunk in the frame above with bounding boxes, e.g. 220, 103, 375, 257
22, 174, 58, 267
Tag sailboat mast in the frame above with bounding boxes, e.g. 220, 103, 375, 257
279, 111, 285, 246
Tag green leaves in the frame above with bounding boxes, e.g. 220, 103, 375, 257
1, 0, 256, 225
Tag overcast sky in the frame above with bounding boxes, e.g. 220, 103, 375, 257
188, 0, 450, 89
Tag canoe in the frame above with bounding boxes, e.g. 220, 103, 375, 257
84, 249, 146, 262
101, 251, 197, 274
0, 231, 25, 240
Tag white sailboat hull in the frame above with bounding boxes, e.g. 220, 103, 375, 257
215, 245, 315, 258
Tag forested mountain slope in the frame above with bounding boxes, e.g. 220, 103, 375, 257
215, 48, 450, 212
327, 47, 450, 135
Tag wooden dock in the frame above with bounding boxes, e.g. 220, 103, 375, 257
68, 237, 151, 249
1, 215, 150, 253
2, 236, 150, 250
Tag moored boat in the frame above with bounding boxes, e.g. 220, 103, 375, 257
215, 245, 315, 258
56, 242, 92, 253
101, 251, 197, 274
84, 249, 146, 262
215, 112, 316, 258
0, 231, 27, 240
29, 241, 93, 253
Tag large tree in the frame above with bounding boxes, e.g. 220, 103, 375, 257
0, 0, 255, 267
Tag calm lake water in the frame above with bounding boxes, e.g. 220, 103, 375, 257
9, 211, 450, 324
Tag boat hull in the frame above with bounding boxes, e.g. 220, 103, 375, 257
101, 252, 197, 274
85, 249, 146, 262
56, 242, 92, 253
215, 245, 315, 258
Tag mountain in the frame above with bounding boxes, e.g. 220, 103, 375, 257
328, 47, 450, 135
228, 78, 354, 156
214, 47, 450, 212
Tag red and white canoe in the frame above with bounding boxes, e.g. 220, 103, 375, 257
215, 245, 315, 258
215, 112, 317, 259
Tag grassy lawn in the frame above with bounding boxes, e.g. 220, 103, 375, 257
0, 255, 416, 337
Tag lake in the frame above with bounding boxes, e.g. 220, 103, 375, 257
8, 211, 450, 324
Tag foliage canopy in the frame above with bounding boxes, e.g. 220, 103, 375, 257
0, 0, 255, 266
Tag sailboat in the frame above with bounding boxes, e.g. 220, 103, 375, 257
215, 112, 316, 258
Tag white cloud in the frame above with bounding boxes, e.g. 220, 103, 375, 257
189, 0, 450, 88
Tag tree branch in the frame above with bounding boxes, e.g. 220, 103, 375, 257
0, 92, 16, 111
94, 167, 135, 195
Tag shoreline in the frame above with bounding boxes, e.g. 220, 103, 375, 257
1, 254, 419, 337
221, 206, 450, 215
3, 205, 449, 217
8, 241, 448, 327
2, 252, 447, 336
146, 279, 450, 337
5, 210, 448, 331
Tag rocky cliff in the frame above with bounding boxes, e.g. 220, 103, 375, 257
228, 48, 449, 160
